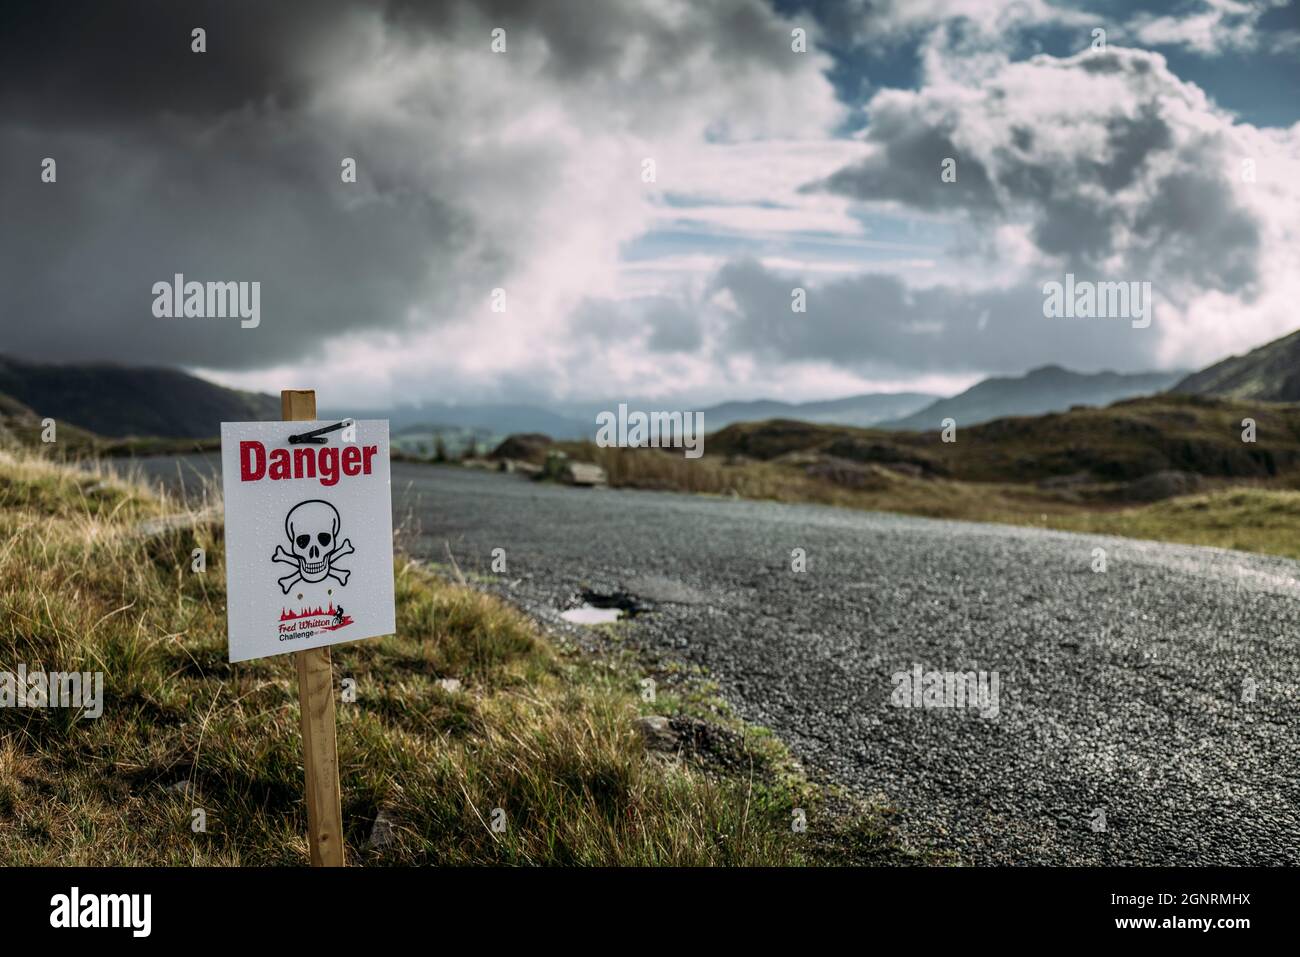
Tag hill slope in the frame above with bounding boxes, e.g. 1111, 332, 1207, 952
708, 393, 1300, 483
1172, 328, 1300, 401
0, 390, 102, 452
881, 365, 1184, 431
0, 354, 278, 438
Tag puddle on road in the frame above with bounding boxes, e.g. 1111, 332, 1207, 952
560, 589, 645, 625
560, 604, 624, 625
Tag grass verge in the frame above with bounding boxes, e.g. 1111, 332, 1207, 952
0, 448, 904, 865
537, 436, 1300, 562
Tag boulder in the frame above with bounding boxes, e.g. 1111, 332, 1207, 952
1110, 470, 1203, 503
634, 715, 677, 751
805, 458, 892, 491
562, 461, 607, 487
490, 433, 552, 463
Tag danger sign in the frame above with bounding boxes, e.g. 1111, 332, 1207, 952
220, 420, 396, 662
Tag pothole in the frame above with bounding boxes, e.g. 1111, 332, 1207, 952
560, 604, 623, 625
560, 589, 645, 625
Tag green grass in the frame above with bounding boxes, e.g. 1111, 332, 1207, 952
0, 448, 904, 865
1048, 487, 1300, 561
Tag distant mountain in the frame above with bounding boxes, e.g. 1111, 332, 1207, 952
879, 365, 1185, 431
1171, 328, 1300, 401
0, 350, 1198, 446
0, 354, 278, 438
697, 392, 938, 431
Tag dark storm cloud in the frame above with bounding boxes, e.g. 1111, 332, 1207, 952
0, 0, 490, 368
812, 111, 1001, 212
0, 0, 823, 375
1132, 169, 1261, 292
0, 1, 352, 123
712, 258, 1160, 375
412, 0, 818, 84
0, 115, 483, 368
0, 0, 810, 124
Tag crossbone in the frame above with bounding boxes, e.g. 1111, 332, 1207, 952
272, 540, 354, 594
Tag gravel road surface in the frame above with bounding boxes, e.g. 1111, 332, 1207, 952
134, 456, 1300, 864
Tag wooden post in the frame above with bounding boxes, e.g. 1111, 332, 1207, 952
282, 389, 346, 867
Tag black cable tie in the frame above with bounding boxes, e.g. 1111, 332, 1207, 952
288, 420, 351, 445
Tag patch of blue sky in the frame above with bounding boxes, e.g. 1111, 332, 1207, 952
1095, 0, 1300, 126
620, 215, 949, 275
848, 208, 956, 245
659, 193, 785, 210
778, 0, 1299, 127
1153, 47, 1300, 128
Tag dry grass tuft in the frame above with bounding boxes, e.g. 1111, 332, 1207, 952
0, 448, 899, 865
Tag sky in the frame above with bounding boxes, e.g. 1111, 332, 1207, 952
2, 0, 1299, 410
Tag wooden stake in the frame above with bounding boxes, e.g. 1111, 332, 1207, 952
282, 389, 346, 867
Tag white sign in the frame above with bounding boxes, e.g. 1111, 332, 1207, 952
220, 420, 396, 662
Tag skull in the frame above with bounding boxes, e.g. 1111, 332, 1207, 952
286, 500, 340, 583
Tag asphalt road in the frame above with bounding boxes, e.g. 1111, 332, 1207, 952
135, 456, 1300, 864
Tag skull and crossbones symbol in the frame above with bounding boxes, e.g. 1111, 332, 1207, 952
272, 500, 354, 594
